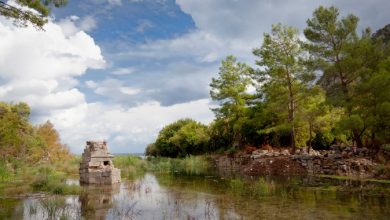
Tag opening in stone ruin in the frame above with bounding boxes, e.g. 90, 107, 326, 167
104, 161, 109, 166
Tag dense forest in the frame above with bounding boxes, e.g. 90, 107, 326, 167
146, 6, 390, 158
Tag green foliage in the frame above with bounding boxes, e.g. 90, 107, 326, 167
253, 23, 316, 152
0, 102, 73, 168
210, 55, 252, 148
0, 0, 67, 29
303, 6, 359, 102
147, 6, 389, 156
113, 155, 147, 179
312, 132, 333, 150
0, 161, 11, 181
302, 6, 390, 148
147, 118, 210, 157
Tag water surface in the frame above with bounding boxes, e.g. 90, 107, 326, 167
1, 173, 390, 219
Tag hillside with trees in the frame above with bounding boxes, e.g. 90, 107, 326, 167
146, 6, 390, 159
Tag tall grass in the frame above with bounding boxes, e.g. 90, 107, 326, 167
0, 153, 82, 196
147, 155, 211, 175
30, 166, 81, 195
114, 155, 148, 179
113, 155, 212, 178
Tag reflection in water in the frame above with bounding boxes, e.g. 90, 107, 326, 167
79, 183, 120, 219
1, 173, 390, 219
22, 196, 80, 220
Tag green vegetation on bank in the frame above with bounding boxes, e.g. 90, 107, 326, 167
0, 102, 74, 176
146, 6, 390, 160
113, 155, 212, 179
0, 102, 79, 195
0, 157, 81, 197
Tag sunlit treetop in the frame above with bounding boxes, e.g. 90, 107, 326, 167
0, 0, 67, 29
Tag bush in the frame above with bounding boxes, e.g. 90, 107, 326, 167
312, 132, 333, 150
147, 119, 210, 157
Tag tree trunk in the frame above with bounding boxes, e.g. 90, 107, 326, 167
353, 130, 364, 148
308, 122, 312, 154
287, 79, 296, 154
288, 89, 296, 154
286, 69, 296, 154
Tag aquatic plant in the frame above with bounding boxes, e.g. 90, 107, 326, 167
229, 179, 245, 194
252, 177, 272, 196
40, 197, 67, 220
114, 155, 212, 177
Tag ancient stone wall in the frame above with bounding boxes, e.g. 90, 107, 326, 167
79, 141, 121, 184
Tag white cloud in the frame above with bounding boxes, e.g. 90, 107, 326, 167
0, 17, 105, 148
0, 21, 105, 81
108, 0, 122, 6
136, 19, 153, 33
119, 87, 141, 96
59, 99, 214, 153
85, 80, 98, 89
58, 16, 97, 36
93, 78, 142, 98
112, 67, 136, 75
79, 16, 97, 32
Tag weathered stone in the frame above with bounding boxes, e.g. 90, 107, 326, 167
309, 149, 320, 156
79, 141, 121, 185
280, 149, 290, 156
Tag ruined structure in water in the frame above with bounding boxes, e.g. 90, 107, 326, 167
79, 141, 121, 184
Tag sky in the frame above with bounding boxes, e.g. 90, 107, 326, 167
0, 0, 389, 154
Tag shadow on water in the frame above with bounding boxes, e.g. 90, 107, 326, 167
1, 173, 390, 219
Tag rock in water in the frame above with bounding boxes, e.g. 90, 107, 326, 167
79, 141, 121, 185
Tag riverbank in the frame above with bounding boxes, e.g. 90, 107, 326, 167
0, 157, 81, 199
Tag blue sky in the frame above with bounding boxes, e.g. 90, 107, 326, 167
0, 0, 389, 154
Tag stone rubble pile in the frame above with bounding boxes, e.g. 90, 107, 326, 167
246, 146, 377, 177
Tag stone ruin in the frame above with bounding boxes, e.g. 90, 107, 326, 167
79, 141, 121, 185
